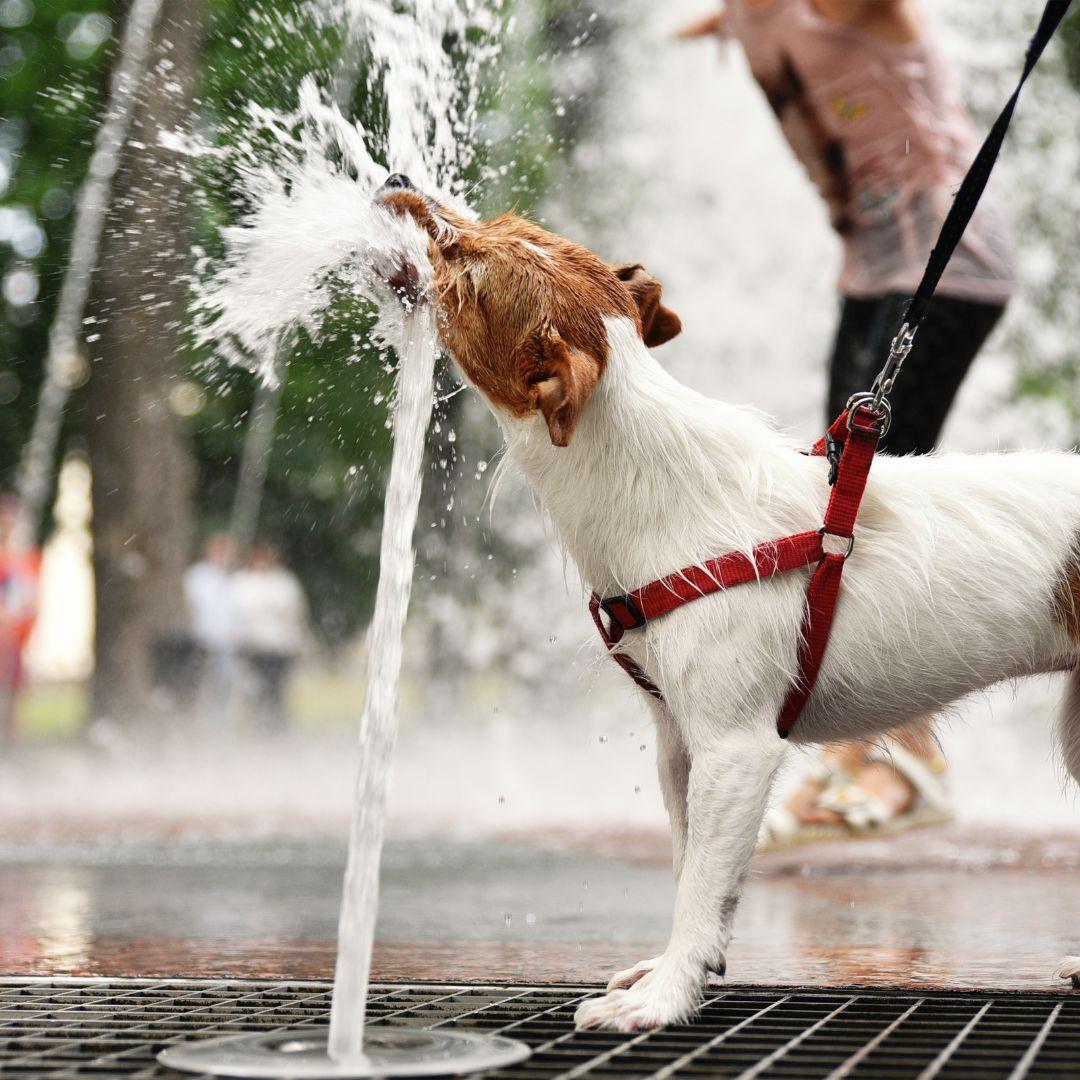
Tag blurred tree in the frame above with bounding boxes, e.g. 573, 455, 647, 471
83, 0, 203, 727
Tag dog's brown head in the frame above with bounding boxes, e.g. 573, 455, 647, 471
375, 174, 681, 446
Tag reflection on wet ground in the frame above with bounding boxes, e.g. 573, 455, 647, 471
1, 829, 1078, 992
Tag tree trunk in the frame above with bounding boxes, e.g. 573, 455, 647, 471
84, 0, 203, 728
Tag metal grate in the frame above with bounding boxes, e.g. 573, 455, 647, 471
1, 978, 1077, 1079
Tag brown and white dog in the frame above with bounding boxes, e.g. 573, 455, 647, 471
376, 175, 1080, 1031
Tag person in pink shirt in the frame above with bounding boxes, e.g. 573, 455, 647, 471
0, 495, 40, 747
678, 0, 1016, 846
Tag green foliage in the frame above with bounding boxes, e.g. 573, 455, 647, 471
0, 0, 109, 484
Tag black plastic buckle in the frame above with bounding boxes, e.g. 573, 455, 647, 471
825, 432, 842, 486
599, 594, 647, 633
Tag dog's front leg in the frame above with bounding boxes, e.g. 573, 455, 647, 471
577, 725, 783, 1032
607, 705, 690, 993
657, 703, 691, 881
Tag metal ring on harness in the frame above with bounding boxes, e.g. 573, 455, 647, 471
818, 527, 854, 559
844, 392, 892, 437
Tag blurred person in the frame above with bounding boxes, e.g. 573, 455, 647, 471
677, 0, 1016, 846
0, 496, 40, 746
231, 541, 309, 733
182, 532, 237, 725
184, 533, 235, 655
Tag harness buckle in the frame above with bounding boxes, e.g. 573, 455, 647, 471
599, 593, 647, 633
819, 527, 854, 559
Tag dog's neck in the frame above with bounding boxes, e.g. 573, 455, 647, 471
497, 316, 820, 594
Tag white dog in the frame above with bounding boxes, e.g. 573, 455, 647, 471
375, 175, 1080, 1032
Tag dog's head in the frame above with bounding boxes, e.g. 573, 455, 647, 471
375, 173, 681, 446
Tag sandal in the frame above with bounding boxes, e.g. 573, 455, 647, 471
757, 756, 854, 852
758, 737, 953, 853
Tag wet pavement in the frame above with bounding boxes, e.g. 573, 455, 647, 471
2, 827, 1079, 993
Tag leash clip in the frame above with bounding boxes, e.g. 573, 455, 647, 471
870, 321, 916, 412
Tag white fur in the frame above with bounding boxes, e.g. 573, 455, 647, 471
484, 316, 1080, 1030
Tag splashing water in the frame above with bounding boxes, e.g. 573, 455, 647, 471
170, 0, 512, 1070
321, 0, 497, 193
328, 305, 437, 1061
183, 0, 498, 379
184, 77, 436, 379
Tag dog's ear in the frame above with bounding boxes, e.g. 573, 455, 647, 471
613, 263, 682, 347
517, 324, 600, 447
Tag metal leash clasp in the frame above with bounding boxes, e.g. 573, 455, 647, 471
870, 321, 916, 411
844, 320, 915, 439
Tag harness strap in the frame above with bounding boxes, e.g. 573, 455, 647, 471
776, 404, 881, 736
590, 403, 881, 734
594, 530, 825, 644
588, 592, 665, 700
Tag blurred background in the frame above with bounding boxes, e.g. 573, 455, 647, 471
1, 0, 1080, 986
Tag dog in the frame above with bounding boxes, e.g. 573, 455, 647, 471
375, 174, 1080, 1032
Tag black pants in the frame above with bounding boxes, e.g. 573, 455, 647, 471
247, 651, 293, 732
827, 294, 1006, 456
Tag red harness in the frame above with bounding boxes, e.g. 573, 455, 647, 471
589, 405, 882, 738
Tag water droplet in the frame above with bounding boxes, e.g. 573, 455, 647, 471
598, 735, 608, 744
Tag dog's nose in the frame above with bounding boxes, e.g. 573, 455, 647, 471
381, 173, 414, 191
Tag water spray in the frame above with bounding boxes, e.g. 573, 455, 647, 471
159, 2, 530, 1074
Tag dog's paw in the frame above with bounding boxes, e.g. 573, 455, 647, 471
1056, 956, 1080, 989
606, 956, 662, 991
576, 964, 702, 1032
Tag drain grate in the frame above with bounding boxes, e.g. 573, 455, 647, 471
0, 978, 1077, 1079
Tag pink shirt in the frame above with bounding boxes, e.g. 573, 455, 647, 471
727, 0, 1015, 303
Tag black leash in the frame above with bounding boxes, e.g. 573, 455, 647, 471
854, 0, 1074, 426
